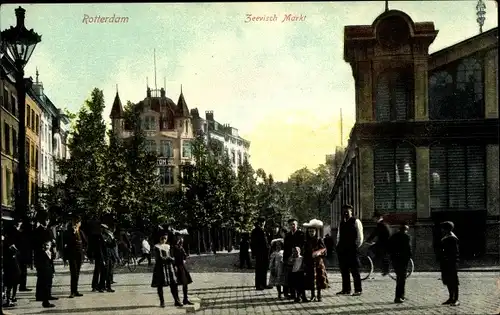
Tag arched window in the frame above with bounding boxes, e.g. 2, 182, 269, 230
375, 71, 413, 122
374, 143, 416, 212
456, 57, 484, 118
429, 144, 485, 210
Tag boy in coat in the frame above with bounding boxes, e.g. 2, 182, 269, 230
388, 224, 412, 303
37, 241, 56, 308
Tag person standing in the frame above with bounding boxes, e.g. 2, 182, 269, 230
16, 220, 32, 293
440, 221, 460, 306
336, 204, 364, 296
251, 217, 271, 290
172, 235, 194, 306
63, 215, 86, 298
2, 224, 21, 308
33, 211, 58, 302
138, 236, 152, 266
90, 221, 106, 292
239, 233, 252, 269
388, 224, 412, 303
366, 212, 391, 276
303, 220, 329, 302
151, 233, 181, 308
37, 241, 56, 308
268, 239, 285, 298
283, 218, 305, 299
99, 223, 118, 293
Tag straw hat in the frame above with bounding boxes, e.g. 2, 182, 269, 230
304, 219, 324, 229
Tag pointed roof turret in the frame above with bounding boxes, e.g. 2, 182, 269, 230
110, 85, 123, 119
177, 84, 189, 117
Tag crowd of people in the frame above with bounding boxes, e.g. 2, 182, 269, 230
1, 211, 195, 310
247, 204, 462, 307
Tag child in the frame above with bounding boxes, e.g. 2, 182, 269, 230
388, 224, 412, 303
38, 241, 56, 308
239, 233, 252, 269
289, 246, 308, 303
268, 239, 285, 298
440, 221, 460, 306
151, 233, 182, 308
172, 235, 193, 306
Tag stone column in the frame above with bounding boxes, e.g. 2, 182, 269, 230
416, 146, 430, 219
358, 145, 374, 221
356, 61, 373, 123
414, 58, 429, 121
484, 49, 498, 119
486, 144, 500, 216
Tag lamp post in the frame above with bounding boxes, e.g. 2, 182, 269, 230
1, 6, 42, 225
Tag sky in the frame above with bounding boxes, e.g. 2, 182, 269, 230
0, 2, 498, 181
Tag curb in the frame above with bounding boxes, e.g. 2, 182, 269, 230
325, 267, 500, 272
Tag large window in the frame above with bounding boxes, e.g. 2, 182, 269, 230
182, 140, 192, 158
429, 57, 484, 120
5, 169, 12, 205
12, 129, 17, 158
159, 166, 175, 185
430, 144, 485, 210
374, 144, 416, 211
375, 70, 413, 121
160, 140, 173, 157
146, 140, 157, 153
3, 88, 10, 112
3, 122, 10, 155
143, 116, 156, 131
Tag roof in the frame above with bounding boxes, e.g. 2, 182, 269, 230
110, 91, 123, 119
177, 90, 189, 117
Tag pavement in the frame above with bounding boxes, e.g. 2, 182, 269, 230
8, 256, 500, 315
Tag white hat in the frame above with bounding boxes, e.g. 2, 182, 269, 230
306, 219, 324, 229
271, 238, 284, 245
303, 222, 311, 227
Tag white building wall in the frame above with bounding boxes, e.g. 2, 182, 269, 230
40, 111, 54, 187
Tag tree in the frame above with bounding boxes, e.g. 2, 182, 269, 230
47, 88, 110, 221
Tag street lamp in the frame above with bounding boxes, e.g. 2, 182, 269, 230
1, 6, 42, 224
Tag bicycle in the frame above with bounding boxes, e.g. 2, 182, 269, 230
358, 246, 374, 281
119, 247, 138, 272
388, 258, 414, 280
362, 242, 414, 281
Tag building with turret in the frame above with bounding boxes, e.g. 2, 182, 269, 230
329, 9, 498, 265
110, 85, 194, 191
190, 109, 250, 174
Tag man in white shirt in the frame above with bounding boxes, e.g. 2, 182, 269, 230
138, 236, 151, 266
336, 204, 364, 296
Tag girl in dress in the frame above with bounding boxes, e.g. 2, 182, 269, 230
268, 238, 285, 298
303, 219, 329, 302
151, 233, 182, 308
172, 235, 193, 305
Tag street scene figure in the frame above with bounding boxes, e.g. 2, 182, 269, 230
172, 235, 194, 305
100, 222, 119, 292
2, 223, 21, 308
440, 221, 461, 307
138, 236, 152, 266
33, 211, 58, 302
268, 238, 285, 298
36, 241, 56, 308
288, 246, 308, 303
238, 233, 252, 269
336, 204, 364, 296
388, 223, 412, 303
151, 233, 181, 308
63, 215, 86, 298
303, 219, 329, 302
251, 217, 270, 290
283, 218, 305, 299
366, 212, 391, 276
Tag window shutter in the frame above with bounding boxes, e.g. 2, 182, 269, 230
374, 146, 395, 211
466, 145, 485, 208
447, 145, 467, 208
393, 73, 408, 120
375, 75, 391, 122
430, 146, 448, 209
395, 145, 415, 210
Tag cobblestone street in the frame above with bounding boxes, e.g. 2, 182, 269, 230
9, 262, 500, 315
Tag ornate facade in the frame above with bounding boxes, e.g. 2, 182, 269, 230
330, 10, 498, 263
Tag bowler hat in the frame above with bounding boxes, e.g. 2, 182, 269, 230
440, 221, 454, 231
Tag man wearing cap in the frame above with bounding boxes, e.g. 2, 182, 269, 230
336, 204, 364, 296
283, 218, 305, 299
63, 215, 86, 298
33, 211, 58, 302
251, 217, 271, 290
440, 221, 460, 306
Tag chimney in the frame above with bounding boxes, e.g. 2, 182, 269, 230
147, 87, 151, 98
205, 110, 214, 121
160, 88, 166, 97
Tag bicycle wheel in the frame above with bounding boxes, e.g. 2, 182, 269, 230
389, 258, 415, 280
359, 255, 373, 281
127, 256, 138, 272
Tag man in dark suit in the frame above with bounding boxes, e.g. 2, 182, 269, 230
63, 215, 87, 298
388, 223, 412, 303
366, 212, 391, 276
251, 217, 270, 290
33, 211, 58, 302
283, 218, 305, 299
13, 219, 32, 293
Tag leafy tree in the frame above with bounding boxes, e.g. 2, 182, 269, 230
49, 88, 110, 220
232, 159, 259, 232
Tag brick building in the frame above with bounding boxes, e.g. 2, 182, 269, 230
329, 10, 498, 264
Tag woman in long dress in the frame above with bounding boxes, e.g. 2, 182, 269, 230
151, 233, 182, 307
172, 235, 193, 305
303, 219, 329, 302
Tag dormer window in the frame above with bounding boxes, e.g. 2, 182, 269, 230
143, 116, 156, 131
375, 70, 413, 122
